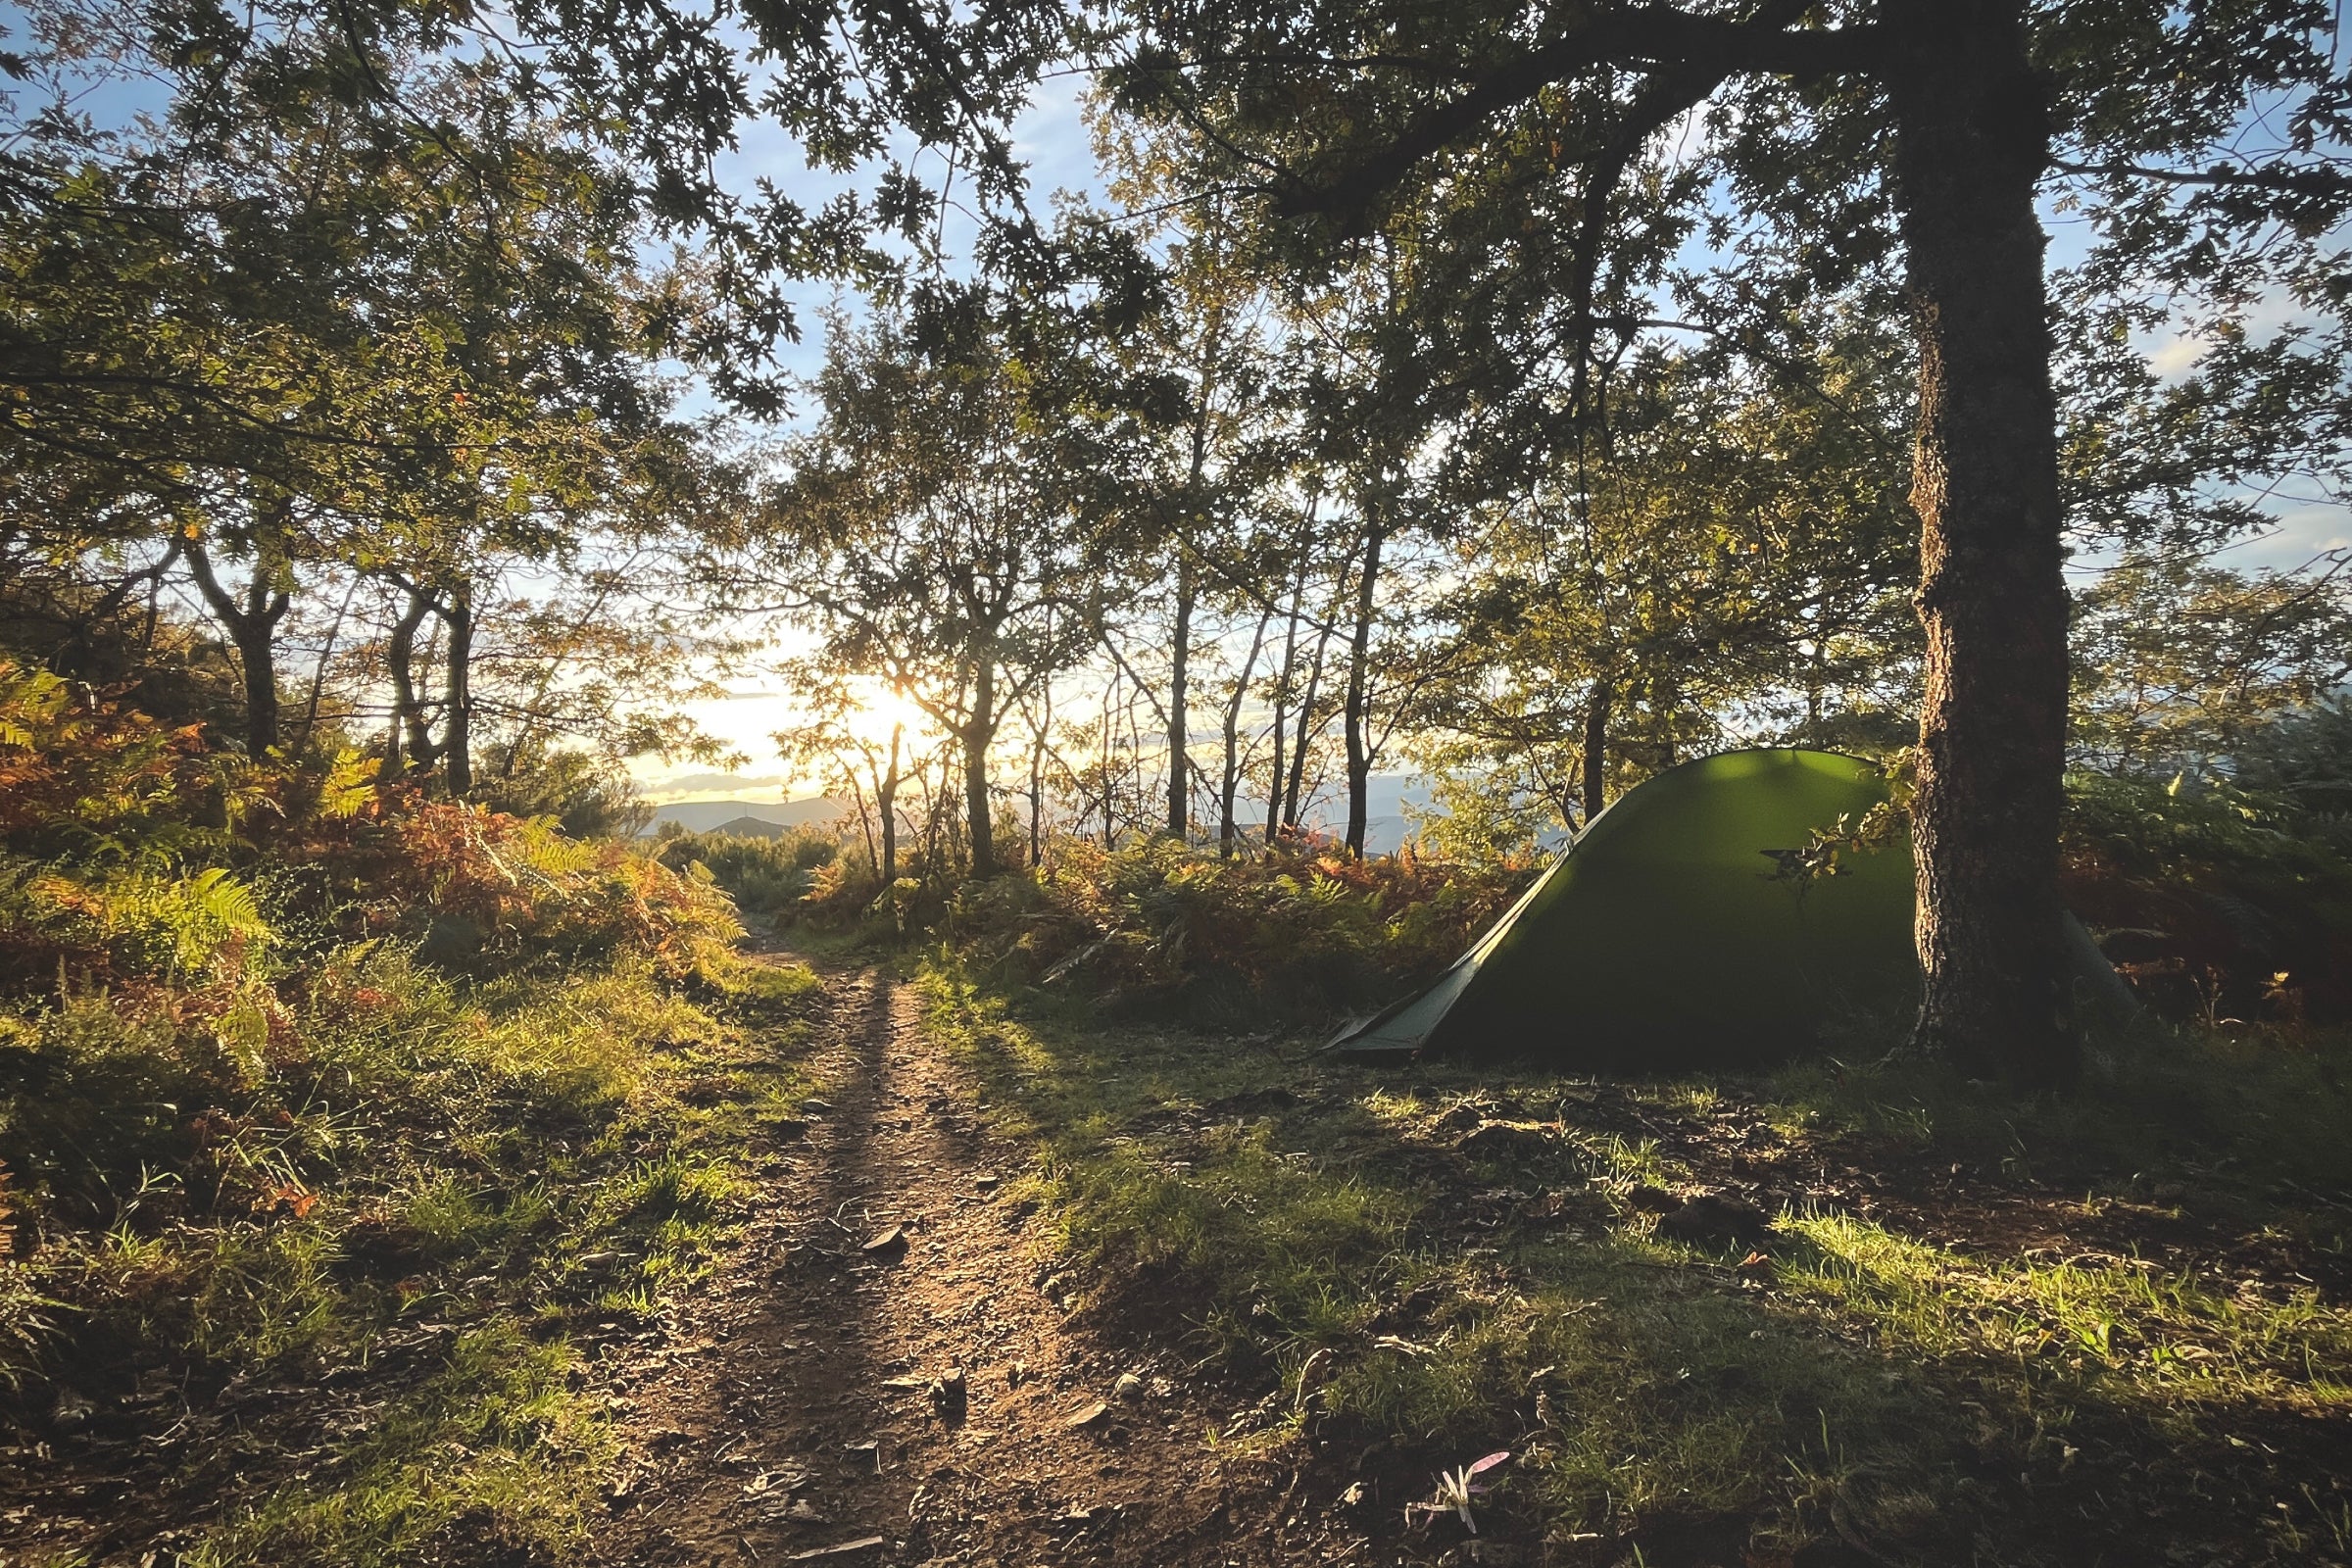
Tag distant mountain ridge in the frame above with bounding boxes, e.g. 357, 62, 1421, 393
641, 798, 845, 836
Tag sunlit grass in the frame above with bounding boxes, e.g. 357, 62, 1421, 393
188, 1325, 613, 1568
1781, 1209, 2352, 1412
6, 945, 832, 1565
921, 950, 2352, 1562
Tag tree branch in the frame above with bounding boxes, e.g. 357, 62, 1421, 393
1273, 5, 1885, 226
2048, 157, 2352, 202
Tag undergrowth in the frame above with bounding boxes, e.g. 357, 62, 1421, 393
0, 662, 830, 1565
811, 837, 1531, 1025
653, 826, 842, 914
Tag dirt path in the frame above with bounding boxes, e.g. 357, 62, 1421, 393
596, 953, 1359, 1568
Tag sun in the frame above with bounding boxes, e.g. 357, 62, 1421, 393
839, 680, 933, 751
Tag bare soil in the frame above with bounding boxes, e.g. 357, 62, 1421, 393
594, 950, 1362, 1568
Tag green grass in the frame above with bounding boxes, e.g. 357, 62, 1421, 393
920, 953, 2352, 1564
1782, 1209, 2352, 1410
186, 1325, 614, 1568
4, 946, 830, 1566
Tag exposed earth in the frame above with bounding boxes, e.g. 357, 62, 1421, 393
594, 949, 1354, 1568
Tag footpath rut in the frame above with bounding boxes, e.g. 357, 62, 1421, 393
596, 953, 1359, 1568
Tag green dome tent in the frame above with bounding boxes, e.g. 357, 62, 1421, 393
1331, 749, 2123, 1070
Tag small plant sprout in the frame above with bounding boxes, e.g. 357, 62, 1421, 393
1404, 1449, 1511, 1534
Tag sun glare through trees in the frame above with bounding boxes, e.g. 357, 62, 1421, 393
4, 2, 2351, 1564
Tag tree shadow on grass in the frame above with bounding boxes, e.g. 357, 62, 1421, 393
925, 959, 2352, 1568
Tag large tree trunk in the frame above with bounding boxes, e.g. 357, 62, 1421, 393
1166, 556, 1196, 840
230, 582, 283, 759
1887, 0, 2076, 1086
1342, 512, 1385, 858
441, 581, 475, 798
1581, 678, 1611, 827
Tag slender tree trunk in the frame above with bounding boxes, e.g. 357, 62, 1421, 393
1342, 511, 1386, 858
1101, 668, 1118, 848
875, 725, 903, 885
923, 754, 950, 889
1284, 615, 1331, 835
1219, 607, 1273, 856
1166, 556, 1195, 840
1582, 678, 1611, 826
1266, 591, 1300, 845
441, 581, 475, 798
1028, 727, 1046, 868
296, 575, 358, 754
849, 774, 879, 881
963, 653, 999, 879
1264, 500, 1318, 845
183, 537, 290, 758
387, 587, 436, 773
1887, 0, 2076, 1086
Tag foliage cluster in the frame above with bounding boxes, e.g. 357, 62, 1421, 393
2063, 768, 2352, 1024
0, 662, 737, 995
652, 827, 843, 915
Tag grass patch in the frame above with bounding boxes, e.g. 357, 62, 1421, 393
1783, 1210, 2352, 1410
188, 1325, 613, 1568
1770, 1021, 2352, 1200
922, 952, 2352, 1564
3, 947, 829, 1566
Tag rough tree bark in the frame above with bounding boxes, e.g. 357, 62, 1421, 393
1886, 0, 2076, 1085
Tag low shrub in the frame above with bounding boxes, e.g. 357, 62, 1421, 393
652, 827, 842, 914
2063, 770, 2352, 1023
944, 837, 1532, 1022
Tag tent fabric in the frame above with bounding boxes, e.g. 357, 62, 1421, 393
1330, 750, 1926, 1070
